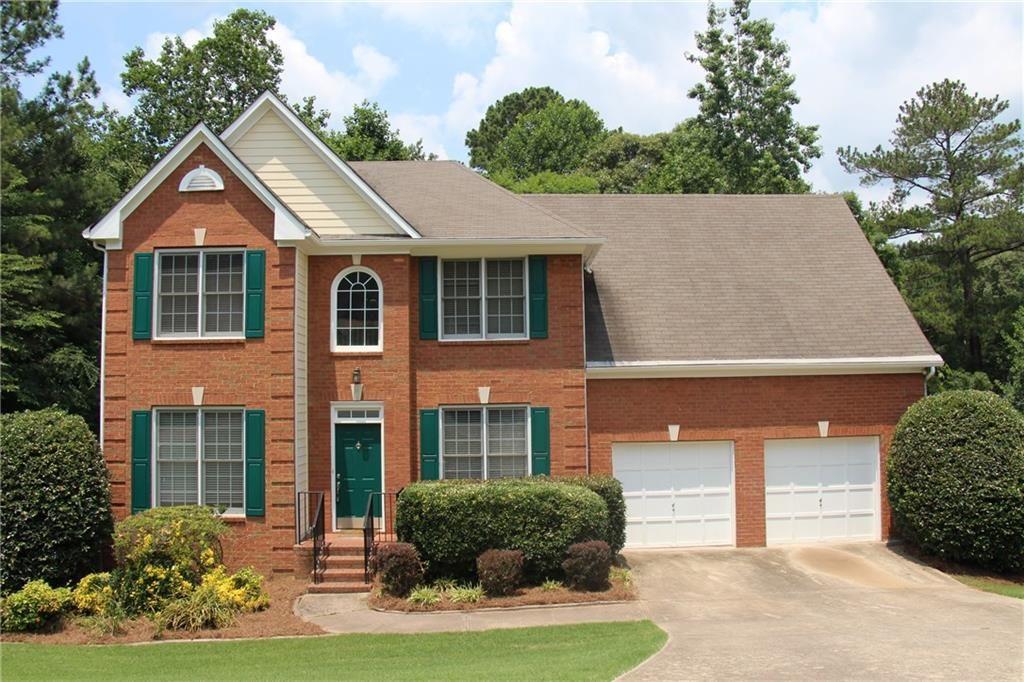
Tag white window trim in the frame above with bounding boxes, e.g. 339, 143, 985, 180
330, 266, 383, 353
439, 404, 532, 480
153, 247, 247, 340
438, 257, 529, 341
151, 406, 246, 517
329, 401, 386, 533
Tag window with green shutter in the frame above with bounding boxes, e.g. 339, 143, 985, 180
419, 409, 439, 480
245, 410, 265, 516
132, 253, 154, 340
530, 407, 551, 476
528, 256, 548, 339
131, 410, 152, 512
244, 250, 265, 338
419, 257, 438, 340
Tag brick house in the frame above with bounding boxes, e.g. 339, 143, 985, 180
84, 93, 941, 584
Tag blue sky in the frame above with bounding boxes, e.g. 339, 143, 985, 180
30, 1, 1024, 200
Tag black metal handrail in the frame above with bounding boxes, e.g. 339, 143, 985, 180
296, 491, 326, 584
363, 490, 400, 583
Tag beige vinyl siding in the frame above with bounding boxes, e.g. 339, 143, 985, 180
294, 250, 309, 494
231, 111, 399, 236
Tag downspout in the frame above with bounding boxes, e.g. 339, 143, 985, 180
581, 256, 590, 475
924, 365, 937, 396
91, 241, 108, 449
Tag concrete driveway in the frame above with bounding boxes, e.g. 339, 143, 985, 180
621, 543, 1023, 680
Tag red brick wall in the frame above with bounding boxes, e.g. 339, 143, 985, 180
305, 253, 587, 530
307, 255, 413, 519
585, 373, 925, 546
103, 143, 296, 574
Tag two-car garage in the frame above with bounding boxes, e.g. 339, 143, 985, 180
613, 436, 881, 548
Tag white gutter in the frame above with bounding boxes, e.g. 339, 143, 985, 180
586, 355, 945, 379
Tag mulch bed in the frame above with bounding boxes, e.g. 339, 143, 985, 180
368, 580, 637, 613
1, 577, 323, 645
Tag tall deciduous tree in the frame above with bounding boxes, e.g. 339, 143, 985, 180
838, 79, 1024, 374
466, 86, 563, 172
121, 9, 284, 155
321, 100, 427, 161
488, 99, 605, 181
687, 0, 819, 192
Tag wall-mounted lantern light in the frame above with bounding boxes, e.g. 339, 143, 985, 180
351, 367, 363, 401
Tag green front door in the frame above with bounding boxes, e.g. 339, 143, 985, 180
335, 423, 382, 518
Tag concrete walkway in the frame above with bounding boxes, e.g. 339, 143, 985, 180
295, 593, 647, 634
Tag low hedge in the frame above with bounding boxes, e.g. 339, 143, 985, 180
551, 475, 626, 554
395, 479, 609, 579
888, 390, 1024, 572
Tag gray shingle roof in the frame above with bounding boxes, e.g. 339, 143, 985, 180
348, 161, 592, 239
525, 194, 937, 364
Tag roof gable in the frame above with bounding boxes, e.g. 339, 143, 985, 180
84, 123, 307, 247
222, 93, 419, 239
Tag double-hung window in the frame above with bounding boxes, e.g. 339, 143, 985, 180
156, 250, 245, 338
155, 408, 244, 515
441, 406, 528, 479
441, 258, 526, 339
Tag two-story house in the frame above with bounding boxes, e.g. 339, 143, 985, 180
84, 93, 941, 588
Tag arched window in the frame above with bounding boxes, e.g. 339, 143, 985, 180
178, 165, 224, 192
332, 267, 382, 352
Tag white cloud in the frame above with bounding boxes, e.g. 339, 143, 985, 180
271, 22, 399, 121
443, 2, 702, 139
391, 112, 449, 159
98, 83, 132, 114
373, 2, 502, 46
141, 18, 399, 126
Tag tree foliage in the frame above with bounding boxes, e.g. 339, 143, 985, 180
0, 0, 61, 85
686, 0, 820, 192
318, 100, 428, 161
121, 9, 284, 155
465, 86, 563, 171
839, 79, 1024, 377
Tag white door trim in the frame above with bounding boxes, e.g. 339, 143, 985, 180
329, 401, 385, 533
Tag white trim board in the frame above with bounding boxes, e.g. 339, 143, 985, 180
222, 92, 421, 239
586, 355, 944, 379
83, 123, 308, 247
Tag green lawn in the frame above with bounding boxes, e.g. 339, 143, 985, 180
1, 621, 666, 682
954, 575, 1024, 600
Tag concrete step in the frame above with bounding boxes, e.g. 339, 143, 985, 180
307, 582, 371, 594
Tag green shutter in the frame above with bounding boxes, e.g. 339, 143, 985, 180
530, 407, 551, 476
528, 256, 548, 339
244, 250, 265, 339
130, 410, 152, 513
244, 410, 266, 516
419, 409, 439, 480
132, 253, 153, 340
419, 257, 438, 340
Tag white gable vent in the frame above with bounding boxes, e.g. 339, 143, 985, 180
178, 165, 224, 192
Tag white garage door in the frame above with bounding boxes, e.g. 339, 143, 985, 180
764, 437, 880, 544
613, 441, 734, 548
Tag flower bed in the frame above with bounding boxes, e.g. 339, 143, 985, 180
368, 567, 637, 613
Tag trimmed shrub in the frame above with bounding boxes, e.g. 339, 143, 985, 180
0, 409, 113, 594
562, 541, 612, 591
888, 390, 1024, 572
396, 479, 609, 579
0, 580, 72, 632
72, 572, 115, 616
112, 506, 229, 613
372, 543, 423, 597
477, 549, 523, 596
554, 475, 627, 554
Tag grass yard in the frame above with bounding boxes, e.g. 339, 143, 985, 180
953, 575, 1024, 600
1, 620, 666, 682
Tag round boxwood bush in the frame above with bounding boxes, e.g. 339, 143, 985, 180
395, 479, 609, 580
888, 390, 1024, 572
1, 409, 113, 594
